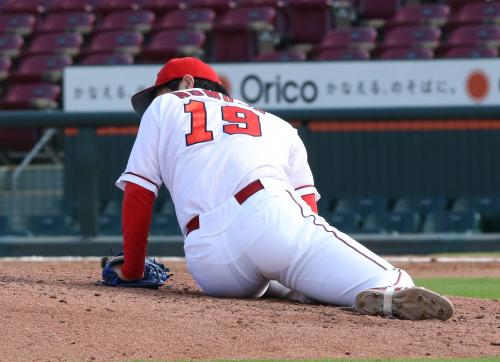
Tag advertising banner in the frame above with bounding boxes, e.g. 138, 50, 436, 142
63, 59, 500, 112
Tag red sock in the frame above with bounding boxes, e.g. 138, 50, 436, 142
301, 193, 318, 214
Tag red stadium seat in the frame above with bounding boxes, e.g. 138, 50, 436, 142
377, 47, 434, 60
357, 0, 399, 27
141, 29, 205, 62
211, 7, 276, 62
388, 4, 450, 27
316, 26, 377, 51
254, 49, 306, 62
139, 0, 186, 15
10, 54, 72, 82
50, 0, 100, 12
0, 14, 37, 36
313, 48, 370, 60
156, 8, 216, 31
1, 0, 52, 14
93, 0, 139, 13
0, 128, 41, 152
97, 10, 155, 32
0, 57, 12, 80
452, 2, 500, 25
285, 0, 334, 45
381, 25, 441, 49
446, 24, 500, 48
39, 12, 95, 34
0, 83, 61, 109
190, 0, 236, 19
441, 46, 498, 59
27, 32, 83, 56
81, 53, 134, 65
0, 34, 24, 58
85, 30, 143, 55
239, 0, 284, 6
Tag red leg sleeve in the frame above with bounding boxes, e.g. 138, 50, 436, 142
121, 182, 155, 280
301, 193, 318, 214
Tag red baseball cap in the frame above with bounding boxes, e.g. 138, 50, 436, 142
131, 57, 222, 116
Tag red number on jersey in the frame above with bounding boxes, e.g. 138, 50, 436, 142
184, 101, 262, 146
184, 100, 214, 146
222, 106, 262, 137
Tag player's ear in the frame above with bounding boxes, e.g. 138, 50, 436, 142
180, 74, 195, 90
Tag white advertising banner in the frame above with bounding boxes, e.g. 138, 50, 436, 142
63, 59, 500, 112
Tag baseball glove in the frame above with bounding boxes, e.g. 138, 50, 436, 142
100, 253, 171, 289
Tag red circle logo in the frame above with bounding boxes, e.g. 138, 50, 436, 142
466, 70, 489, 102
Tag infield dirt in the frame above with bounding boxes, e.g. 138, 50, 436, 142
1, 260, 499, 362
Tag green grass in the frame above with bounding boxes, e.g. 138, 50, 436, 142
415, 277, 500, 299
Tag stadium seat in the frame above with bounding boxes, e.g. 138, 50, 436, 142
150, 214, 181, 235
0, 57, 12, 80
27, 32, 83, 56
50, 0, 99, 12
451, 2, 500, 25
93, 0, 139, 13
387, 4, 450, 27
0, 83, 61, 109
357, 0, 399, 28
441, 46, 498, 58
361, 212, 421, 234
254, 49, 306, 62
422, 211, 481, 233
27, 215, 75, 236
81, 53, 134, 65
10, 54, 72, 83
85, 30, 143, 55
285, 0, 334, 45
211, 7, 277, 62
316, 196, 332, 214
377, 47, 434, 60
39, 12, 95, 34
445, 24, 500, 48
316, 26, 377, 52
1, 0, 51, 14
97, 10, 155, 32
314, 48, 370, 60
0, 34, 23, 58
139, 0, 185, 15
381, 25, 441, 49
324, 212, 361, 234
140, 29, 205, 62
155, 8, 216, 31
393, 196, 448, 215
101, 199, 120, 215
452, 196, 500, 216
239, 0, 284, 6
0, 14, 37, 36
452, 196, 500, 232
334, 196, 388, 215
190, 0, 236, 19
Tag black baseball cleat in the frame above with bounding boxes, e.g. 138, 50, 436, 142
354, 286, 454, 321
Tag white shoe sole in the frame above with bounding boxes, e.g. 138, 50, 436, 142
355, 287, 454, 321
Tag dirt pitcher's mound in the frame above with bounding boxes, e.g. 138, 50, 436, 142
1, 260, 499, 362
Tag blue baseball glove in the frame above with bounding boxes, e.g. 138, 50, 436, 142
100, 253, 171, 289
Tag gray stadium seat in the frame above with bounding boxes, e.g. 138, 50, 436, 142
361, 212, 421, 234
393, 196, 447, 214
334, 196, 388, 215
422, 211, 481, 233
325, 212, 361, 234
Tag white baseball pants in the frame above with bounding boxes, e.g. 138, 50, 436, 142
184, 178, 414, 306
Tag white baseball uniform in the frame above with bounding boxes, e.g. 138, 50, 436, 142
116, 88, 414, 305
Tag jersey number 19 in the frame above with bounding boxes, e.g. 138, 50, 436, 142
184, 100, 262, 146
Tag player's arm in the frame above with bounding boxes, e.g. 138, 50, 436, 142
114, 100, 163, 280
288, 130, 320, 213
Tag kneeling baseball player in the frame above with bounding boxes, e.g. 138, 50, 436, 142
100, 57, 454, 321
